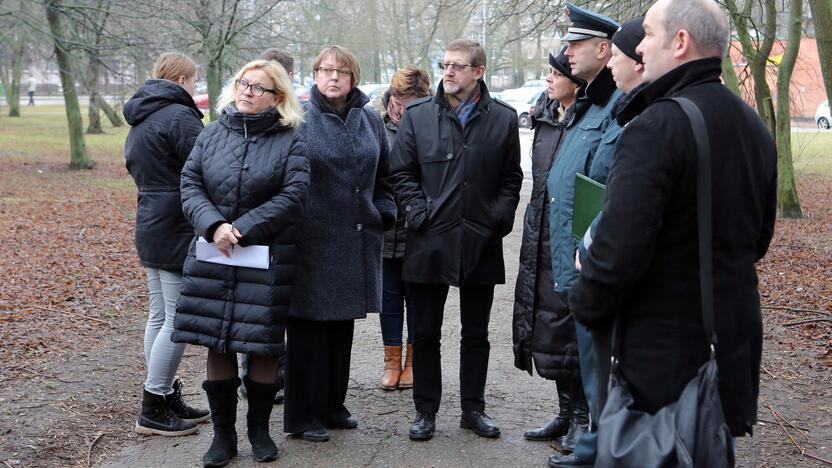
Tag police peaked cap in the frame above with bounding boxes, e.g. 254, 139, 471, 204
562, 3, 620, 41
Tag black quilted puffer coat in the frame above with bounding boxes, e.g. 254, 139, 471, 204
172, 105, 309, 356
512, 94, 580, 381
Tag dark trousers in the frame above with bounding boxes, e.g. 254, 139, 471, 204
407, 282, 495, 415
380, 257, 414, 346
283, 317, 354, 433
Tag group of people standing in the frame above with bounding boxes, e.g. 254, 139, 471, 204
123, 0, 776, 466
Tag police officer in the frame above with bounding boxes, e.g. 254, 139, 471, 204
545, 4, 620, 468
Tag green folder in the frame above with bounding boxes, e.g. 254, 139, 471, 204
572, 173, 606, 240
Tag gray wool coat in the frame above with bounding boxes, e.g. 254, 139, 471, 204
289, 90, 397, 321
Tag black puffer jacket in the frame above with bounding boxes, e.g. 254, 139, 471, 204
172, 105, 309, 356
512, 94, 579, 380
124, 79, 204, 271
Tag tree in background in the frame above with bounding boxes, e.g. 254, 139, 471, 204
44, 0, 92, 169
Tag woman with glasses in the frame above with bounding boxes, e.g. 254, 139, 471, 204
174, 59, 308, 466
125, 51, 208, 438
283, 45, 396, 442
372, 66, 431, 391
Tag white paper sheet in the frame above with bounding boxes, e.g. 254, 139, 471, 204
195, 237, 269, 270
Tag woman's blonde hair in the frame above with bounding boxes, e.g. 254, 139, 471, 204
389, 65, 431, 99
312, 45, 361, 88
216, 60, 304, 129
152, 52, 196, 82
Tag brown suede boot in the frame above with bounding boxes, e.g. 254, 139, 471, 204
398, 343, 413, 389
379, 345, 402, 390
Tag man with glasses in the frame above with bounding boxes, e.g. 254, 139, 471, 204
390, 38, 523, 442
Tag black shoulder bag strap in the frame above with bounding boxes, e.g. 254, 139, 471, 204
610, 96, 717, 367
671, 96, 718, 353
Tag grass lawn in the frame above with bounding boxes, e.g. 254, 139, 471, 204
792, 131, 832, 176
0, 105, 129, 165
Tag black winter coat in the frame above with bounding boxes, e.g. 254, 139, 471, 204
124, 79, 204, 271
289, 87, 397, 322
569, 58, 777, 436
390, 81, 523, 285
173, 105, 309, 356
512, 94, 579, 380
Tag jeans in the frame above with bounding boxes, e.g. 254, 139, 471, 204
143, 268, 185, 396
573, 320, 599, 462
380, 257, 413, 346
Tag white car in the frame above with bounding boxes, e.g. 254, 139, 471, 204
499, 86, 547, 128
358, 83, 389, 102
815, 100, 830, 129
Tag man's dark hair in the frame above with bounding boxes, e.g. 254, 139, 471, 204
445, 39, 487, 68
259, 48, 294, 74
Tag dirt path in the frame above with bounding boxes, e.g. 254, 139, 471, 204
1, 162, 830, 467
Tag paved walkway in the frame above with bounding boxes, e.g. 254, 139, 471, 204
99, 181, 568, 467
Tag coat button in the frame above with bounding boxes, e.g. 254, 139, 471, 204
461, 218, 467, 223
405, 205, 412, 212
554, 282, 559, 288
243, 164, 249, 170
463, 181, 469, 187
356, 224, 363, 231
251, 137, 258, 142
551, 197, 555, 203
446, 153, 453, 159
353, 186, 360, 193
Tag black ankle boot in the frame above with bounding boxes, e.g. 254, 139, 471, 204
167, 377, 211, 423
135, 388, 199, 436
244, 377, 279, 462
202, 378, 241, 468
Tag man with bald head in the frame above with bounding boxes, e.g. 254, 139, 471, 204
569, 0, 776, 456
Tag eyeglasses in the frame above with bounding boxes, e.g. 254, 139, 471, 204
235, 79, 277, 96
316, 67, 351, 77
438, 62, 475, 72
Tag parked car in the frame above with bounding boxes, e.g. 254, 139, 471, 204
358, 83, 389, 102
522, 79, 547, 88
193, 93, 209, 111
497, 86, 546, 128
294, 85, 311, 103
816, 100, 830, 129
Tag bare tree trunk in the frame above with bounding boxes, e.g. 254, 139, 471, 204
721, 51, 741, 96
809, 0, 832, 103
775, 0, 804, 218
98, 94, 123, 127
207, 57, 223, 121
86, 52, 104, 134
45, 0, 93, 169
1, 37, 25, 117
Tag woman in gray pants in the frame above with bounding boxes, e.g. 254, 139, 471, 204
124, 52, 209, 436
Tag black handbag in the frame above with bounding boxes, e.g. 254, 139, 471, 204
595, 97, 734, 468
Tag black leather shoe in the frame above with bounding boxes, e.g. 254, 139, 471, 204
273, 390, 284, 405
560, 422, 589, 452
408, 412, 436, 441
292, 428, 330, 442
547, 452, 593, 468
523, 416, 570, 441
460, 410, 500, 438
328, 414, 358, 429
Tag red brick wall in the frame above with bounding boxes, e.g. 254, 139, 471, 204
728, 38, 826, 118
